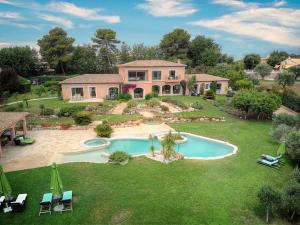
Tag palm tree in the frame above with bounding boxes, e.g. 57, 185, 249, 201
161, 131, 176, 160
91, 29, 120, 72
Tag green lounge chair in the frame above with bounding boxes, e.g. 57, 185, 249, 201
39, 193, 53, 216
59, 191, 72, 213
14, 136, 35, 146
257, 159, 280, 169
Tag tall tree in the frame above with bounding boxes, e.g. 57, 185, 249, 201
0, 46, 37, 77
275, 71, 296, 89
69, 45, 100, 74
188, 35, 224, 69
257, 185, 280, 223
288, 65, 300, 80
243, 53, 261, 70
118, 42, 132, 64
159, 28, 190, 60
187, 75, 196, 95
38, 27, 75, 75
0, 66, 20, 95
92, 28, 120, 72
267, 50, 289, 67
254, 63, 273, 80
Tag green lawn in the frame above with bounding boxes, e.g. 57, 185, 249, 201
1, 98, 293, 224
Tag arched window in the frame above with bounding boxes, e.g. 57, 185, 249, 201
162, 85, 171, 95
134, 88, 144, 98
172, 85, 181, 94
152, 85, 160, 94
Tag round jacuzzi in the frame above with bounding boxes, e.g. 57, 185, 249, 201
83, 138, 110, 148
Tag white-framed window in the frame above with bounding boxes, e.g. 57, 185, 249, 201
205, 83, 210, 90
152, 71, 161, 80
89, 87, 96, 98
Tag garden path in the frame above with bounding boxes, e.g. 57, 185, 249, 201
274, 105, 297, 116
160, 102, 181, 113
111, 102, 128, 114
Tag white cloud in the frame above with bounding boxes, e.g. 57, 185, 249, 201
0, 11, 23, 20
273, 0, 287, 7
46, 1, 120, 23
39, 14, 73, 29
211, 0, 258, 8
137, 0, 198, 17
190, 7, 300, 46
0, 41, 39, 50
0, 19, 40, 29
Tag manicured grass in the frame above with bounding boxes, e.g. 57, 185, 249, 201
165, 95, 231, 119
2, 114, 293, 224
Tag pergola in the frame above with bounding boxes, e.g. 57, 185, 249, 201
0, 112, 29, 157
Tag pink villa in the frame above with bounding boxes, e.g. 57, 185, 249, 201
60, 60, 229, 101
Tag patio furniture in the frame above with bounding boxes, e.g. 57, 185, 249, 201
59, 191, 73, 213
10, 193, 27, 212
257, 159, 280, 169
14, 135, 35, 146
261, 154, 283, 163
39, 193, 53, 216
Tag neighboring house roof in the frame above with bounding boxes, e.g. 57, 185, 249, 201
188, 74, 229, 82
0, 112, 29, 134
60, 74, 123, 84
281, 58, 300, 69
118, 60, 186, 67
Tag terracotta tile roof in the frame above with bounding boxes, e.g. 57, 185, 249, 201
60, 74, 123, 84
0, 112, 29, 134
188, 74, 229, 82
118, 60, 186, 67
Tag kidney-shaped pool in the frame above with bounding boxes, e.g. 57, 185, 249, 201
106, 133, 237, 159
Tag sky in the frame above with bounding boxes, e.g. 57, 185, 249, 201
0, 0, 299, 59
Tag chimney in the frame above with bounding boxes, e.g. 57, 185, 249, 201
177, 59, 181, 64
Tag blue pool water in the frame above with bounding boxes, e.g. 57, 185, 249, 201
107, 134, 235, 158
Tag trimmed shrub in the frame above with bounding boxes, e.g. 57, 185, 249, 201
269, 124, 296, 143
44, 80, 59, 88
203, 90, 215, 100
127, 100, 138, 108
146, 98, 160, 107
282, 90, 300, 112
95, 123, 113, 137
118, 93, 132, 101
272, 113, 299, 128
109, 151, 130, 164
42, 108, 55, 116
191, 101, 203, 110
58, 105, 85, 117
145, 92, 158, 100
73, 111, 92, 125
286, 130, 300, 165
236, 79, 253, 90
160, 105, 169, 112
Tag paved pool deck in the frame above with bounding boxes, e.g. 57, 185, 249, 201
0, 122, 173, 172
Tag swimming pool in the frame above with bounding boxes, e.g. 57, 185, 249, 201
107, 133, 237, 159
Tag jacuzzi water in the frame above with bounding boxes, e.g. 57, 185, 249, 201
83, 138, 108, 147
